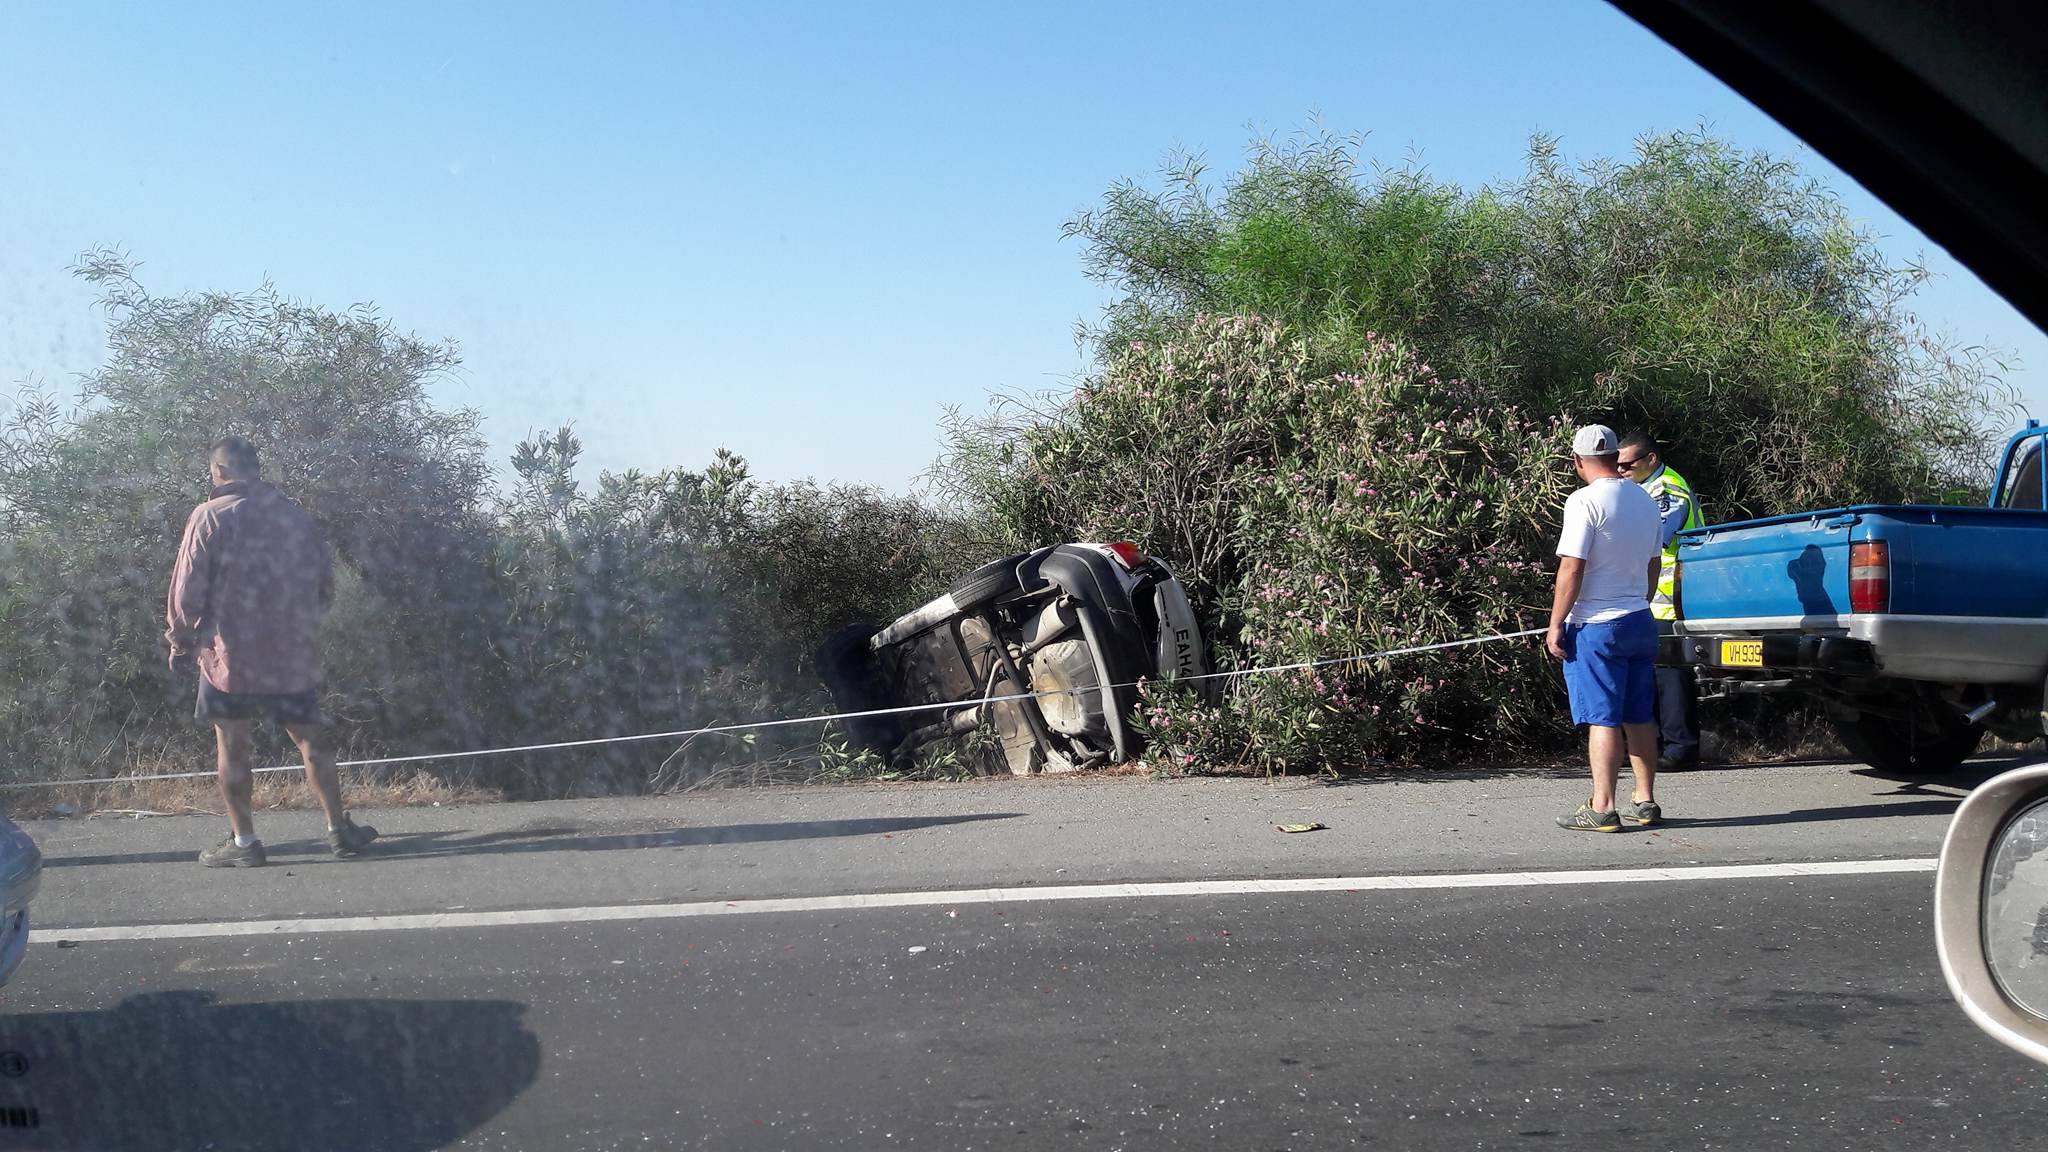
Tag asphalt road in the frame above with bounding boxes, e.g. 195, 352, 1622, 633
1, 756, 2042, 1150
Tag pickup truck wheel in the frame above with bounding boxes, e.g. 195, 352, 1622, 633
1830, 712, 1986, 776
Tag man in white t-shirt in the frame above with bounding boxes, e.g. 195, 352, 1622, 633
1547, 424, 1667, 832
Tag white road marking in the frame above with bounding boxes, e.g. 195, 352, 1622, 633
29, 857, 1934, 944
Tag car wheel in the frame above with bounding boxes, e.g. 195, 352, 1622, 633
1832, 711, 1986, 775
947, 553, 1028, 611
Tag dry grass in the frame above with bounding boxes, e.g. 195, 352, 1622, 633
8, 768, 501, 820
1703, 729, 1843, 766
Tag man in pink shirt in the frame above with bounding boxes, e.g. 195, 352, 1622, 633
166, 436, 377, 867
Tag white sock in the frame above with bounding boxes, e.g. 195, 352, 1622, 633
234, 832, 256, 848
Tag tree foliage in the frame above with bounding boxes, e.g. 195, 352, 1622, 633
0, 253, 498, 781
1046, 317, 1571, 771
1061, 129, 2016, 517
0, 126, 2022, 789
0, 257, 960, 793
938, 128, 2018, 772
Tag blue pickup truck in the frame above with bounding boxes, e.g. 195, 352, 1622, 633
1671, 421, 2048, 774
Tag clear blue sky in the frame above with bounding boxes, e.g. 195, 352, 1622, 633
3, 0, 2043, 493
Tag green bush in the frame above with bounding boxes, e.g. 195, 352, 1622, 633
485, 429, 966, 795
0, 253, 500, 783
1014, 315, 1569, 773
1, 125, 2020, 790
1063, 129, 2016, 518
0, 259, 964, 795
938, 127, 2016, 774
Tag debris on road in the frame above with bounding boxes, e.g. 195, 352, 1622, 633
1276, 822, 1327, 834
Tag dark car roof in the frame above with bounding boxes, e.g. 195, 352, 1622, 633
1611, 0, 2048, 329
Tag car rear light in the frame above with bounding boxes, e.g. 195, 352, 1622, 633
1849, 540, 1890, 614
1105, 541, 1147, 570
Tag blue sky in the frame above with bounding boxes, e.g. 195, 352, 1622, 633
3, 0, 2043, 493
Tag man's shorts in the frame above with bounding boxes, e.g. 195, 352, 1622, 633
1561, 609, 1657, 728
195, 679, 323, 727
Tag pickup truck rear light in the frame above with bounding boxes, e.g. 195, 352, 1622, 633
1849, 540, 1890, 614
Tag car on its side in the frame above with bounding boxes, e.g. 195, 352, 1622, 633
817, 541, 1213, 775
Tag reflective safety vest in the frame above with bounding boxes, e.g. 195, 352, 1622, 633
1642, 464, 1703, 621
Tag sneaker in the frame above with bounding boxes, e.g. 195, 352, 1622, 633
199, 836, 267, 868
329, 816, 379, 859
1619, 795, 1663, 827
1556, 803, 1621, 833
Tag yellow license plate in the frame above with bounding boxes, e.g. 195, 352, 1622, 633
1720, 640, 1764, 668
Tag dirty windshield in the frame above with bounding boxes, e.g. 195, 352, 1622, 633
3, 2, 2047, 1149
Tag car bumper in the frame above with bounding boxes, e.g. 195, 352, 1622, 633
1676, 614, 2048, 683
1666, 630, 1879, 676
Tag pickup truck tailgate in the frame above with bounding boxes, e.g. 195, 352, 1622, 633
1678, 504, 2048, 683
1677, 510, 1856, 622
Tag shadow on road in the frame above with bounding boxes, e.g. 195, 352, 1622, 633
367, 812, 1023, 861
1853, 753, 2041, 793
0, 990, 538, 1151
1660, 798, 1959, 829
1318, 751, 2040, 788
42, 812, 1023, 868
1315, 758, 1807, 785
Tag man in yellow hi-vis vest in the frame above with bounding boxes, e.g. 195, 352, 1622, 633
1620, 433, 1705, 772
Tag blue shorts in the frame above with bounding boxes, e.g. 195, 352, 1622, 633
1561, 610, 1657, 727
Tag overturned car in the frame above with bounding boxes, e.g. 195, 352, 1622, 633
817, 542, 1214, 774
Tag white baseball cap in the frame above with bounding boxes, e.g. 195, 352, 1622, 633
1571, 424, 1619, 457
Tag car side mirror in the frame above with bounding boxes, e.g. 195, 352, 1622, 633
1936, 761, 2048, 1064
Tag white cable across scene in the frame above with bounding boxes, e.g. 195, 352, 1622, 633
1, 627, 1544, 790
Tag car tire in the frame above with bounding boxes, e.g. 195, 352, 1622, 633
947, 553, 1028, 611
1832, 711, 1985, 775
